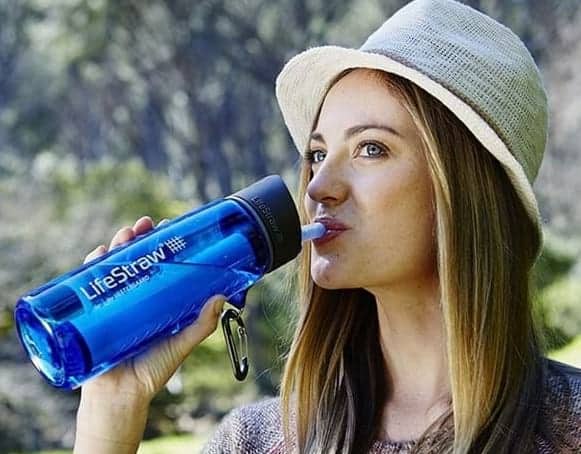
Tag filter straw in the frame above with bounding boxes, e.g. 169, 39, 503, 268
301, 222, 326, 242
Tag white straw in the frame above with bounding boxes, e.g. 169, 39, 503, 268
300, 222, 326, 241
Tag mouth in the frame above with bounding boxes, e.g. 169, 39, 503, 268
312, 230, 346, 246
312, 217, 349, 246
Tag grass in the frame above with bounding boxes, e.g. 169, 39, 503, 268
15, 335, 581, 454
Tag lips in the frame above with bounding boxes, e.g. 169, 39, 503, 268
314, 217, 349, 231
312, 217, 349, 246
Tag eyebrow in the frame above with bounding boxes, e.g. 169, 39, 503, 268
310, 123, 402, 143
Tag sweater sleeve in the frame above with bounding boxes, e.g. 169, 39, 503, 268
199, 396, 285, 454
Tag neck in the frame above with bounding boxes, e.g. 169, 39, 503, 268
367, 275, 451, 414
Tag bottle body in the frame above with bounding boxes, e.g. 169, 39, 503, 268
15, 198, 271, 389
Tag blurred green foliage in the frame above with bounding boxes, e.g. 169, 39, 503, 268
48, 157, 189, 223
532, 231, 581, 350
538, 277, 581, 349
549, 334, 581, 368
532, 232, 579, 290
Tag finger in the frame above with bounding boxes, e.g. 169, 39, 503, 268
108, 226, 136, 251
83, 244, 107, 264
133, 216, 154, 235
171, 295, 227, 360
156, 218, 170, 229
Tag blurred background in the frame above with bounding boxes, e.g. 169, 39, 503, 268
0, 0, 580, 452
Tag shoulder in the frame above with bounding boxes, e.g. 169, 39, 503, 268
200, 395, 285, 454
544, 358, 581, 406
225, 395, 284, 438
537, 359, 581, 451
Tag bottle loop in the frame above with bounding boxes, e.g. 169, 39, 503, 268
220, 307, 249, 381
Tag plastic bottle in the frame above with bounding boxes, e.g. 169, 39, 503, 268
14, 175, 324, 389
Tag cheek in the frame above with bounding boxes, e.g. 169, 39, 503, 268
359, 172, 436, 268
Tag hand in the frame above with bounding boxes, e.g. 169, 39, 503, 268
81, 215, 226, 404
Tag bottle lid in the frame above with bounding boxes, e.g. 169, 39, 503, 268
228, 175, 301, 272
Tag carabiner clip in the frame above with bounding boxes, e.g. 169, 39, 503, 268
220, 308, 249, 381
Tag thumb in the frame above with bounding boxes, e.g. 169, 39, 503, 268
204, 295, 226, 323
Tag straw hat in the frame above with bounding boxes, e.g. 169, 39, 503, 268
275, 0, 548, 258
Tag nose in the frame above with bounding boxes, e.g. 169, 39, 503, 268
305, 158, 349, 208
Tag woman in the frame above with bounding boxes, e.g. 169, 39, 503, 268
73, 0, 581, 453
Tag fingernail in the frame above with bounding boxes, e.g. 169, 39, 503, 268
134, 216, 151, 228
156, 219, 170, 229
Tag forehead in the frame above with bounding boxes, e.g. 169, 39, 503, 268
314, 69, 415, 138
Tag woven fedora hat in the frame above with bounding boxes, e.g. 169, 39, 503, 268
276, 0, 548, 258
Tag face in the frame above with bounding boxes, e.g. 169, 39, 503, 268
304, 69, 437, 292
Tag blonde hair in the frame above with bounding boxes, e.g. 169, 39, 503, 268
279, 70, 545, 453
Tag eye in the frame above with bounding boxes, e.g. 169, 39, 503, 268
359, 142, 388, 158
305, 149, 326, 163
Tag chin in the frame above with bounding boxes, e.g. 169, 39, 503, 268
310, 270, 335, 288
310, 256, 360, 289
313, 279, 343, 290
311, 271, 356, 290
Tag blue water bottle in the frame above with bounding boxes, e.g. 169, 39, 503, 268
14, 175, 324, 390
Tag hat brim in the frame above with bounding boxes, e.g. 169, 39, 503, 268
275, 45, 543, 252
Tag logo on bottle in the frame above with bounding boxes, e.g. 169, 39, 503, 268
250, 196, 283, 244
80, 236, 187, 302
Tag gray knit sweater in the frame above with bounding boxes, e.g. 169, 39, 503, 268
200, 359, 581, 453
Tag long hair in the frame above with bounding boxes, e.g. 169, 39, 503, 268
278, 70, 546, 454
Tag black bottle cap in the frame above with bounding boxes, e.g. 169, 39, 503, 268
227, 175, 301, 272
